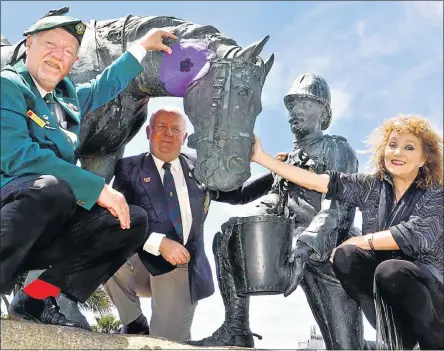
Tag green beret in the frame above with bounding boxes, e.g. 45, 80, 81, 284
23, 15, 86, 44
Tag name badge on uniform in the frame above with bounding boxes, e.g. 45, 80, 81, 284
27, 110, 46, 128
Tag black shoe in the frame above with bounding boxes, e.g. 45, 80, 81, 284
8, 290, 85, 330
115, 314, 149, 335
187, 323, 261, 347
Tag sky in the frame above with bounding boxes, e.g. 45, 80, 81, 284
1, 1, 443, 348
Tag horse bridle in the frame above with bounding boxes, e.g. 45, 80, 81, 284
187, 59, 234, 148
186, 46, 260, 149
185, 48, 268, 185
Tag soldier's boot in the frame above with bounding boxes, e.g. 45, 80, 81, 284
188, 231, 262, 347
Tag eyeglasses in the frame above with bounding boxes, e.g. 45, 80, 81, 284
153, 124, 182, 135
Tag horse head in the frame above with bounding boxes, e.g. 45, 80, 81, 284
184, 38, 273, 191
159, 36, 274, 191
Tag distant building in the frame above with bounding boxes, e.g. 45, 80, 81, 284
297, 325, 325, 350
308, 325, 325, 350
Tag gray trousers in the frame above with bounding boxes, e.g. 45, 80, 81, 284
104, 253, 197, 342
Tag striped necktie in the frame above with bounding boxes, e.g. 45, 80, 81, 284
162, 162, 183, 243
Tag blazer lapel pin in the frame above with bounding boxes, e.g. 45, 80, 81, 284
67, 103, 79, 112
143, 177, 151, 183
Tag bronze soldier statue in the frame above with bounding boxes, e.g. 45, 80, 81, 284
189, 73, 365, 349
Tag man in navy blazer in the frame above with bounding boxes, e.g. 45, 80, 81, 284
104, 107, 273, 342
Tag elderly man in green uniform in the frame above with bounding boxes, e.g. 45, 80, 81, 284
0, 15, 176, 329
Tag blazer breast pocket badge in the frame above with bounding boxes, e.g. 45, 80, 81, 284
27, 110, 57, 130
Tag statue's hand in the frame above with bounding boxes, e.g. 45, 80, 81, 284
284, 241, 311, 297
221, 216, 238, 233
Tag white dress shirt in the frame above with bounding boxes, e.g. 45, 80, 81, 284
29, 42, 147, 129
143, 153, 193, 256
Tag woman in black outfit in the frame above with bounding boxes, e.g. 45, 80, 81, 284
251, 115, 443, 350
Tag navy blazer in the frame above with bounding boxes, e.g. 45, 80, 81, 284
113, 152, 273, 303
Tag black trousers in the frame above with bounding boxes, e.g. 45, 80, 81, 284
0, 175, 149, 302
332, 245, 444, 350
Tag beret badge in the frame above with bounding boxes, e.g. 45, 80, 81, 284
75, 22, 85, 35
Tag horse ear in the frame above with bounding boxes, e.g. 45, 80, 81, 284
1, 34, 11, 46
42, 7, 70, 18
265, 53, 274, 77
237, 35, 270, 60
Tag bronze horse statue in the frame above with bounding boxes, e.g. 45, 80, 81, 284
1, 11, 274, 191
1, 10, 274, 328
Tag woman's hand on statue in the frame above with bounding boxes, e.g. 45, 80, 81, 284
138, 28, 177, 54
251, 135, 265, 163
97, 184, 130, 230
275, 152, 289, 162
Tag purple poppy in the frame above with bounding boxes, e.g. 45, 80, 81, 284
159, 40, 216, 97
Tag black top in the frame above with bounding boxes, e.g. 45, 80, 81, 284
326, 171, 443, 284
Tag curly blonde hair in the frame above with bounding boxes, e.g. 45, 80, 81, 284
365, 115, 443, 189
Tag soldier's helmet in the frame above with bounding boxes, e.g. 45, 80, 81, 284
284, 73, 332, 130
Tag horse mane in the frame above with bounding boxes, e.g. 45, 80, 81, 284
95, 15, 239, 58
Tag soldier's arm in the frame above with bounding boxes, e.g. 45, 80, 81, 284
212, 172, 274, 204
324, 136, 360, 236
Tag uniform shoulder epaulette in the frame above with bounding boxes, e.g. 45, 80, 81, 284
330, 134, 347, 142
